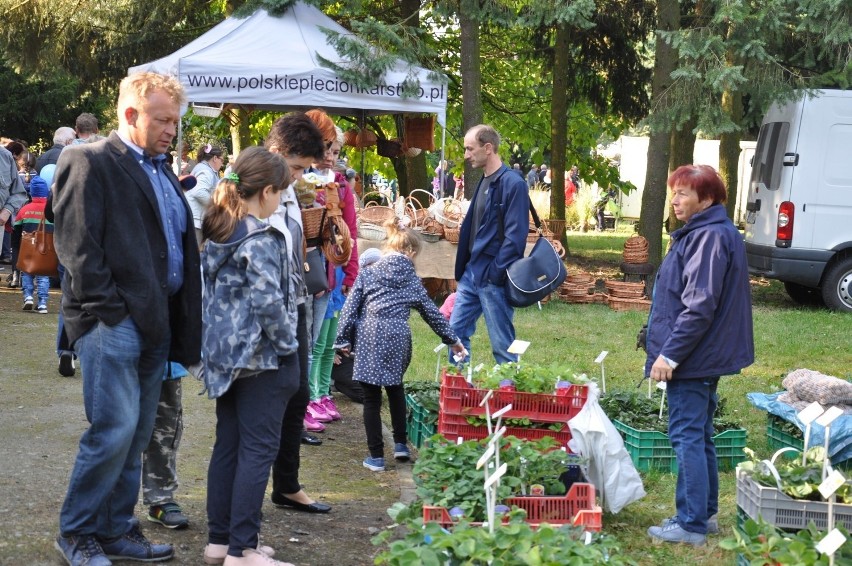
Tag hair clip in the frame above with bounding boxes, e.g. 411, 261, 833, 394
398, 216, 411, 230
224, 172, 239, 183
205, 143, 212, 153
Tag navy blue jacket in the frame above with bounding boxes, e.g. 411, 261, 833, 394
645, 204, 754, 379
454, 164, 530, 286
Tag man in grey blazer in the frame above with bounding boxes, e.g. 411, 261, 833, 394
53, 72, 201, 566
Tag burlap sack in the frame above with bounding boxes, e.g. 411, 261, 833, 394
782, 368, 852, 406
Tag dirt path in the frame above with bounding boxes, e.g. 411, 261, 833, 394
0, 285, 404, 566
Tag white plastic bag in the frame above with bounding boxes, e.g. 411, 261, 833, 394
568, 382, 646, 513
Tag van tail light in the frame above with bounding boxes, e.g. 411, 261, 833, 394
776, 201, 794, 247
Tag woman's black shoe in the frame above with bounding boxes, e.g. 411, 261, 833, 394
271, 493, 331, 513
301, 431, 322, 446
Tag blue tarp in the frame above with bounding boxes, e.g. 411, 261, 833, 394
748, 391, 852, 463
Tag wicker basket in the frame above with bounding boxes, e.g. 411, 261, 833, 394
444, 226, 460, 244
623, 235, 650, 264
433, 198, 464, 229
608, 296, 651, 312
604, 280, 645, 299
623, 250, 650, 264
624, 235, 649, 250
546, 219, 566, 239
359, 203, 396, 226
343, 129, 358, 147
414, 227, 441, 243
359, 223, 387, 241
403, 115, 436, 152
355, 129, 378, 148
567, 272, 594, 285
301, 207, 326, 240
376, 138, 403, 158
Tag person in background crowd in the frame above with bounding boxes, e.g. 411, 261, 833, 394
36, 126, 76, 173
53, 71, 201, 566
188, 143, 225, 246
0, 144, 28, 266
335, 216, 465, 472
3, 141, 31, 274
564, 170, 577, 207
526, 164, 539, 189
201, 147, 297, 566
645, 164, 754, 547
264, 112, 333, 514
12, 174, 52, 313
512, 163, 523, 178
570, 165, 580, 187
451, 124, 529, 365
72, 113, 103, 145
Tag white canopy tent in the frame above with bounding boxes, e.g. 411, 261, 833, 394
129, 2, 447, 126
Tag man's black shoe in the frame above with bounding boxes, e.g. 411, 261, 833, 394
59, 353, 76, 377
301, 431, 322, 446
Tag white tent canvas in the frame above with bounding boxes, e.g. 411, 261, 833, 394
129, 3, 447, 125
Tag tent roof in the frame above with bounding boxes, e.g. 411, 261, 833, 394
129, 3, 447, 125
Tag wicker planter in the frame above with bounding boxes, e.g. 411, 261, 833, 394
403, 115, 436, 151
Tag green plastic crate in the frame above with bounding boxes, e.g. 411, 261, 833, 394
405, 394, 438, 449
613, 420, 747, 473
766, 413, 804, 451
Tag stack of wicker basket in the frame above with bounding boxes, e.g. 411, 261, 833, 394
623, 235, 649, 264
604, 280, 651, 312
558, 272, 596, 304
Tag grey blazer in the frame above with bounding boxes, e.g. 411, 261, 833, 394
53, 132, 201, 365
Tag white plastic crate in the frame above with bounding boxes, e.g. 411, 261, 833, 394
736, 468, 852, 531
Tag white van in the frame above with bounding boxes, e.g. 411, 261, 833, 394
744, 89, 852, 311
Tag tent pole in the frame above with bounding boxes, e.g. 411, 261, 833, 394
360, 110, 366, 200
440, 120, 447, 196
176, 118, 184, 175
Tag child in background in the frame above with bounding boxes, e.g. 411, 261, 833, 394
335, 217, 466, 472
306, 265, 346, 422
200, 147, 298, 566
12, 174, 52, 313
439, 292, 457, 320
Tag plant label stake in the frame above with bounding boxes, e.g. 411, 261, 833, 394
816, 406, 843, 480
483, 462, 507, 534
816, 469, 847, 566
656, 381, 667, 419
508, 340, 530, 366
433, 343, 447, 381
594, 351, 609, 394
480, 389, 495, 436
797, 402, 825, 465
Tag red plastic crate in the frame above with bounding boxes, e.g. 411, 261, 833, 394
440, 371, 588, 424
437, 412, 573, 444
422, 482, 602, 531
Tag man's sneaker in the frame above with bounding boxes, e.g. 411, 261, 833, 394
37, 304, 48, 314
659, 514, 718, 535
306, 400, 333, 423
59, 353, 76, 377
55, 534, 112, 566
22, 296, 33, 311
320, 395, 341, 420
99, 520, 174, 561
648, 519, 706, 546
147, 502, 189, 529
363, 456, 385, 472
393, 443, 411, 462
303, 413, 325, 433
8, 270, 19, 288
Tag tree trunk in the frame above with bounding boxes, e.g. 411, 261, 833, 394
397, 0, 428, 199
549, 20, 570, 247
459, 3, 483, 198
228, 107, 251, 157
720, 88, 743, 221
666, 117, 697, 232
639, 0, 680, 270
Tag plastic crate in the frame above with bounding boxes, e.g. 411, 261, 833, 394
766, 413, 804, 451
406, 394, 438, 449
422, 482, 602, 532
735, 468, 852, 531
613, 420, 747, 473
438, 411, 573, 444
440, 371, 588, 424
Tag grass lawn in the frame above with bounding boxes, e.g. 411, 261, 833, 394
402, 229, 852, 566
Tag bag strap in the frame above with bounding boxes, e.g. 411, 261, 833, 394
493, 166, 539, 244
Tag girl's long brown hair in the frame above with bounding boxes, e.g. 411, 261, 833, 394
202, 146, 289, 243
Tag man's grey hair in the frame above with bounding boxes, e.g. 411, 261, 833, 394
468, 124, 500, 152
54, 127, 76, 146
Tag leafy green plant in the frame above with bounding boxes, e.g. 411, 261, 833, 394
412, 436, 583, 521
720, 516, 852, 565
469, 362, 588, 394
599, 389, 742, 433
405, 380, 440, 415
739, 447, 852, 503
373, 511, 637, 565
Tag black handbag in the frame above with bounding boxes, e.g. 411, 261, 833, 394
303, 248, 328, 295
494, 175, 567, 307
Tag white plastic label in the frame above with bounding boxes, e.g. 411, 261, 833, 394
815, 528, 847, 556
595, 351, 609, 363
656, 381, 667, 391
818, 470, 848, 499
508, 340, 530, 355
484, 463, 507, 489
493, 405, 513, 419
816, 406, 843, 427
476, 445, 496, 469
433, 343, 447, 353
798, 402, 825, 425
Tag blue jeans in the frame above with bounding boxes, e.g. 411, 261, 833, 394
449, 269, 517, 365
207, 356, 299, 556
59, 316, 169, 538
667, 377, 719, 535
21, 272, 49, 306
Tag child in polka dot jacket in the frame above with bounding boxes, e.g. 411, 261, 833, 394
335, 216, 467, 472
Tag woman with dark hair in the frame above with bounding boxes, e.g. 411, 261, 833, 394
188, 143, 225, 246
645, 164, 753, 547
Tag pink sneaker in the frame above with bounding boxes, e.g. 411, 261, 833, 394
307, 400, 333, 423
320, 395, 341, 420
303, 412, 326, 432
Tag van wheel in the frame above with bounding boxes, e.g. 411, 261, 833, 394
784, 282, 824, 306
821, 257, 852, 312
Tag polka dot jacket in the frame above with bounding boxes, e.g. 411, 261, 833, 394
334, 252, 458, 386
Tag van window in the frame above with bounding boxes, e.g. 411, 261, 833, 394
750, 122, 789, 191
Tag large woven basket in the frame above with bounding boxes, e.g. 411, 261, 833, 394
359, 223, 387, 241
567, 272, 594, 285
444, 226, 460, 244
608, 296, 651, 312
301, 207, 325, 240
433, 198, 464, 229
623, 235, 650, 264
403, 115, 436, 152
604, 280, 645, 299
359, 202, 395, 226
